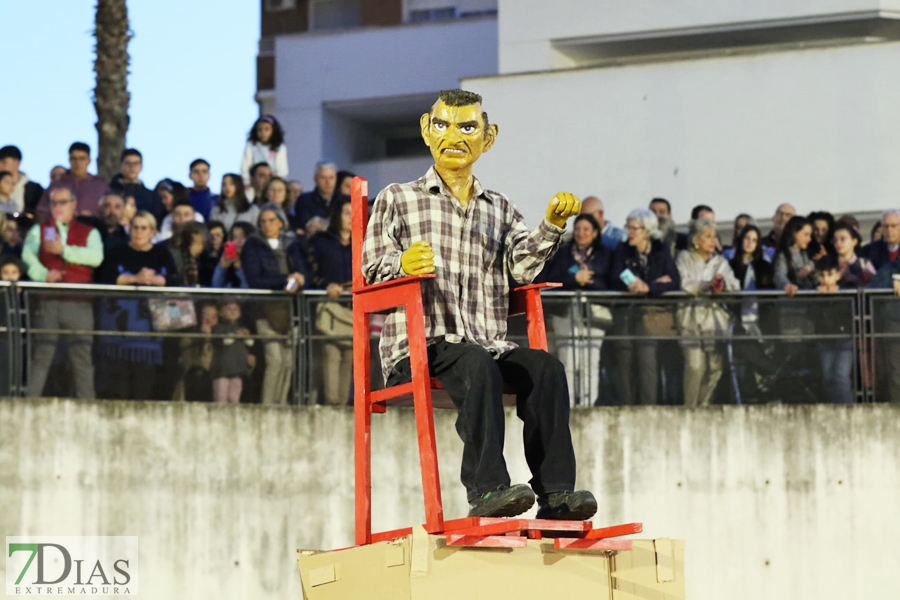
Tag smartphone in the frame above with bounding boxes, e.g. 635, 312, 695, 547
285, 278, 298, 292
619, 269, 637, 286
44, 227, 57, 241
223, 241, 237, 260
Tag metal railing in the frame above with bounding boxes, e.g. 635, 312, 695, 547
0, 282, 896, 405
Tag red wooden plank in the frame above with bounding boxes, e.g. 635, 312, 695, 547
370, 527, 414, 544
446, 535, 528, 548
527, 530, 543, 540
477, 517, 592, 532
352, 273, 436, 296
370, 382, 415, 406
350, 177, 368, 291
444, 520, 528, 537
554, 538, 633, 551
353, 303, 373, 546
582, 522, 643, 540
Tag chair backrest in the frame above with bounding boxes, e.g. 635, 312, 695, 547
350, 176, 369, 292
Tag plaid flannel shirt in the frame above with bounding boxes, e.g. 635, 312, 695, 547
362, 166, 564, 382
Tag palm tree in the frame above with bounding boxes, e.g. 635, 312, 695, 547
93, 0, 131, 181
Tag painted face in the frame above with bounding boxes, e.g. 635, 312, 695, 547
742, 229, 759, 256
0, 263, 21, 282
694, 227, 717, 255
421, 100, 495, 173
794, 224, 813, 250
573, 219, 598, 248
833, 229, 856, 257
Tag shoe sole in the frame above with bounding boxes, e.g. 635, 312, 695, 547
468, 491, 535, 518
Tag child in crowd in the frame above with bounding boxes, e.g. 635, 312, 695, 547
241, 115, 289, 184
0, 255, 24, 282
813, 255, 854, 403
188, 159, 218, 221
0, 171, 16, 214
211, 300, 255, 404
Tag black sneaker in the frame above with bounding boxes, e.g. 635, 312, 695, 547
535, 490, 598, 521
467, 484, 535, 518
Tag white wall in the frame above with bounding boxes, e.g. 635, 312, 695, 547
273, 18, 497, 189
497, 0, 900, 73
462, 41, 900, 228
2, 399, 899, 600
351, 155, 435, 195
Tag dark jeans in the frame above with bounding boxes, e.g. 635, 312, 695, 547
387, 340, 576, 502
105, 359, 157, 400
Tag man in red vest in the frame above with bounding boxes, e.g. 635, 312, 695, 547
22, 186, 104, 398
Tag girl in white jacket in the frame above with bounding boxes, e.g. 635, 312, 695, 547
241, 115, 289, 184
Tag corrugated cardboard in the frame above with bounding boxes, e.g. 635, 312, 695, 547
297, 527, 685, 600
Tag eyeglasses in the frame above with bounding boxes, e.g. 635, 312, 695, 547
122, 160, 141, 167
50, 199, 73, 207
625, 225, 645, 232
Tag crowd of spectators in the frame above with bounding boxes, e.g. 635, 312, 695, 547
0, 114, 360, 405
2, 112, 899, 408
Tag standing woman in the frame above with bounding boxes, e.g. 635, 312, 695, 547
210, 173, 259, 233
97, 211, 179, 399
309, 197, 354, 406
260, 177, 294, 216
774, 216, 817, 294
676, 218, 739, 407
241, 115, 289, 184
611, 208, 681, 406
540, 214, 612, 406
241, 203, 307, 404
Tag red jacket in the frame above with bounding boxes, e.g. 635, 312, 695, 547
38, 219, 96, 284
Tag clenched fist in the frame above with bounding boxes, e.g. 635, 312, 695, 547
545, 192, 581, 228
401, 241, 435, 275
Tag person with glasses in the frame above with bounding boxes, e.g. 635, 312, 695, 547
36, 142, 109, 221
865, 209, 900, 271
22, 187, 104, 399
96, 211, 180, 400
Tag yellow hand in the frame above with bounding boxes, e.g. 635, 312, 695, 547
401, 241, 436, 275
546, 191, 582, 228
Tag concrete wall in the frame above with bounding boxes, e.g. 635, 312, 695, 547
497, 0, 900, 73
463, 41, 900, 227
1, 399, 898, 599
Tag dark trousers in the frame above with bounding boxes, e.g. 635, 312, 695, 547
388, 340, 576, 502
106, 359, 157, 400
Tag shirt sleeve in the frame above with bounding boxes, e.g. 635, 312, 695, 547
22, 224, 48, 282
62, 229, 104, 267
361, 188, 404, 284
275, 145, 289, 179
504, 201, 565, 285
241, 143, 253, 184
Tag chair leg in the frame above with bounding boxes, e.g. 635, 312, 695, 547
405, 294, 444, 533
353, 306, 372, 546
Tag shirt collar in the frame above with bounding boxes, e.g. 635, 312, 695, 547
423, 166, 490, 204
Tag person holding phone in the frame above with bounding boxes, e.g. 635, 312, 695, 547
241, 204, 308, 404
610, 208, 680, 406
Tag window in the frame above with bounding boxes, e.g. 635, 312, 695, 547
408, 7, 456, 23
309, 0, 362, 31
264, 0, 296, 11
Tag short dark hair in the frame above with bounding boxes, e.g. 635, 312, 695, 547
206, 220, 225, 235
832, 222, 863, 253
0, 146, 22, 162
650, 198, 671, 214
172, 198, 194, 212
120, 148, 142, 162
437, 89, 490, 135
0, 171, 12, 181
814, 254, 839, 272
690, 204, 714, 220
249, 162, 271, 178
0, 255, 25, 277
248, 115, 285, 149
68, 142, 91, 155
190, 158, 210, 171
230, 221, 255, 239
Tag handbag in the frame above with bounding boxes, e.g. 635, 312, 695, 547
147, 298, 197, 331
641, 305, 677, 337
316, 301, 354, 348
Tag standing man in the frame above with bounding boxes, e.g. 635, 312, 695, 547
866, 209, 900, 271
291, 161, 346, 235
363, 90, 596, 520
97, 193, 130, 249
650, 197, 687, 258
0, 145, 44, 216
188, 159, 218, 221
22, 187, 104, 398
580, 196, 625, 251
109, 149, 162, 221
761, 203, 797, 260
37, 142, 109, 221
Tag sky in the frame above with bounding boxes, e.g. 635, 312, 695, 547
2, 0, 260, 190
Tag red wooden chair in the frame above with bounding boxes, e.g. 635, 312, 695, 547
350, 176, 569, 545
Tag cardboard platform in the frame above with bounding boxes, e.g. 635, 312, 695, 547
297, 526, 685, 599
